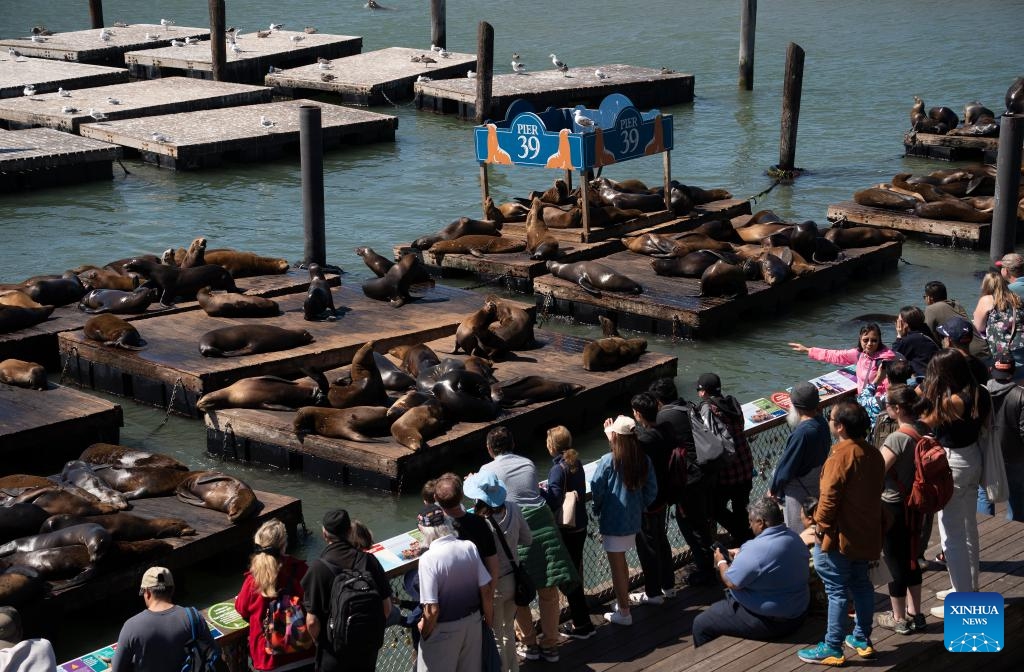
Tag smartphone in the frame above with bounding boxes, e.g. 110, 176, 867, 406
711, 541, 731, 563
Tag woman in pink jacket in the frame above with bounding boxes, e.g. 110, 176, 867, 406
789, 323, 896, 393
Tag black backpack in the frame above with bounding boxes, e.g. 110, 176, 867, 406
322, 553, 386, 654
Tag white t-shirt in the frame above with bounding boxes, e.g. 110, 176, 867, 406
0, 639, 57, 672
418, 534, 490, 622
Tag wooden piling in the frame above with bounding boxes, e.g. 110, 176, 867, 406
475, 21, 494, 124
777, 42, 804, 174
738, 0, 756, 90
991, 113, 1024, 261
209, 0, 227, 82
430, 0, 446, 50
300, 105, 326, 266
88, 0, 104, 29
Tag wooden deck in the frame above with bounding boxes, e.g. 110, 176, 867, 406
827, 200, 994, 248
0, 268, 338, 371
536, 510, 1024, 672
265, 47, 476, 106
0, 127, 121, 192
532, 241, 904, 337
415, 64, 694, 120
0, 77, 271, 133
204, 329, 678, 490
0, 382, 122, 476
904, 129, 1001, 163
125, 31, 362, 85
78, 99, 397, 170
0, 58, 127, 98
57, 283, 486, 417
0, 25, 211, 67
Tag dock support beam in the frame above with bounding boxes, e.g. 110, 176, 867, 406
776, 42, 804, 177
475, 22, 494, 124
300, 105, 326, 267
209, 0, 226, 82
991, 113, 1024, 261
430, 0, 446, 50
738, 0, 756, 90
89, 0, 104, 29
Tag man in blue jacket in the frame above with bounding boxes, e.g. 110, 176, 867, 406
769, 382, 831, 533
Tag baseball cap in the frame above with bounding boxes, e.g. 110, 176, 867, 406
417, 504, 445, 528
995, 253, 1024, 273
991, 353, 1016, 382
789, 381, 820, 411
322, 508, 351, 538
140, 566, 174, 591
607, 415, 636, 435
936, 316, 974, 346
0, 607, 21, 649
696, 373, 722, 394
464, 471, 508, 508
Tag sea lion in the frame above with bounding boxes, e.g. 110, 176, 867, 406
623, 233, 679, 257
77, 267, 138, 291
386, 389, 432, 419
293, 406, 392, 442
453, 300, 505, 358
736, 223, 793, 244
390, 398, 445, 451
891, 173, 950, 203
599, 315, 620, 337
0, 289, 45, 308
483, 196, 504, 225
928, 105, 959, 131
411, 217, 503, 250
197, 287, 280, 318
525, 198, 560, 260
651, 250, 739, 278
546, 261, 642, 296
0, 359, 46, 390
700, 261, 748, 298
582, 337, 648, 372
910, 96, 947, 134
204, 249, 290, 277
175, 471, 260, 523
687, 219, 743, 244
0, 567, 46, 608
1007, 76, 1024, 115
431, 369, 500, 422
84, 314, 146, 350
40, 512, 196, 540
389, 343, 441, 378
486, 296, 536, 350
196, 374, 325, 411
824, 226, 906, 248
3, 546, 96, 583
748, 210, 785, 224
602, 205, 646, 224
198, 324, 313, 357
498, 202, 530, 222
326, 341, 389, 408
539, 178, 570, 205
787, 221, 819, 262
179, 237, 207, 268
853, 187, 919, 210
812, 237, 843, 263
415, 358, 470, 394
0, 305, 54, 333
493, 376, 584, 407
80, 444, 189, 470
0, 523, 111, 563
103, 254, 162, 275
592, 179, 665, 212
361, 253, 434, 307
541, 205, 583, 229
355, 247, 394, 277
688, 186, 733, 204
94, 467, 192, 499
0, 504, 50, 544
22, 272, 85, 307
372, 352, 416, 391
124, 258, 238, 306
914, 199, 991, 223
0, 475, 54, 488
668, 234, 734, 258
77, 287, 156, 315
755, 253, 792, 286
303, 263, 338, 321
59, 461, 129, 510
428, 235, 526, 256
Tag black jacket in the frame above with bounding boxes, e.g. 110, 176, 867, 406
892, 330, 939, 377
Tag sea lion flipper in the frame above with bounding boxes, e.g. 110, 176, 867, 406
577, 277, 601, 297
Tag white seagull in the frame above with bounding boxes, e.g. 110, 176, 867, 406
107, 97, 121, 105
317, 57, 330, 65
318, 61, 332, 70
430, 44, 441, 53
99, 29, 112, 42
144, 32, 160, 40
183, 36, 198, 45
416, 75, 432, 83
467, 70, 476, 79
171, 39, 185, 47
573, 109, 596, 130
269, 23, 283, 31
268, 65, 282, 74
230, 42, 242, 54
260, 115, 276, 128
512, 61, 527, 74
595, 68, 608, 80
88, 108, 107, 121
289, 34, 304, 43
23, 84, 36, 97
58, 87, 71, 97
438, 48, 450, 58
549, 53, 569, 76
61, 105, 78, 114
150, 132, 170, 142
160, 19, 175, 28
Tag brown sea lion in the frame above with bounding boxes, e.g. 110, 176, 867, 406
204, 249, 290, 277
498, 201, 530, 222
700, 261, 748, 298
84, 314, 146, 350
483, 196, 504, 224
623, 232, 679, 256
747, 210, 785, 224
592, 179, 665, 212
293, 406, 392, 442
493, 375, 584, 406
428, 235, 526, 256
77, 287, 156, 315
389, 343, 441, 378
77, 267, 138, 291
0, 359, 46, 390
0, 504, 51, 544
736, 223, 793, 244
541, 205, 583, 229
326, 341, 389, 408
453, 300, 505, 358
668, 234, 734, 258
754, 253, 792, 285
80, 444, 188, 470
651, 250, 739, 277
914, 199, 991, 223
598, 314, 620, 337
196, 287, 279, 318
175, 471, 260, 523
3, 546, 96, 583
386, 389, 432, 419
486, 296, 536, 350
361, 253, 435, 307
539, 178, 570, 205
525, 198, 560, 260
853, 187, 919, 210
0, 289, 45, 308
197, 375, 325, 411
689, 186, 733, 204
371, 352, 416, 391
303, 263, 338, 321
411, 217, 503, 250
928, 105, 959, 131
546, 260, 642, 296
0, 475, 54, 489
391, 398, 445, 451
124, 258, 238, 306
94, 467, 192, 499
355, 246, 394, 277
40, 512, 196, 540
602, 205, 645, 224
198, 324, 313, 357
787, 221, 819, 262
179, 237, 207, 268
0, 522, 111, 562
891, 173, 950, 202
0, 567, 46, 607
0, 305, 54, 334
824, 226, 906, 248
59, 461, 129, 510
687, 219, 743, 244
582, 337, 648, 372
22, 272, 85, 307
103, 254, 162, 275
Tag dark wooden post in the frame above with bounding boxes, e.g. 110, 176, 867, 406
209, 0, 227, 82
579, 171, 591, 239
300, 105, 326, 267
738, 0, 756, 90
430, 0, 446, 50
88, 0, 104, 29
663, 150, 672, 211
479, 164, 490, 219
475, 21, 494, 124
990, 113, 1024, 261
777, 42, 805, 173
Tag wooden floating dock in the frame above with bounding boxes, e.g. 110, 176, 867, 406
533, 240, 904, 337
57, 283, 486, 417
904, 129, 1001, 163
0, 77, 271, 133
0, 268, 337, 371
827, 200, 997, 248
126, 30, 362, 85
265, 47, 475, 106
79, 99, 397, 170
0, 25, 211, 67
0, 58, 128, 98
415, 64, 694, 120
204, 329, 678, 491
0, 382, 122, 476
0, 127, 121, 193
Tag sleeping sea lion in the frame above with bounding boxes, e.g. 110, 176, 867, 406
95, 467, 192, 499
541, 205, 583, 229
124, 258, 237, 306
700, 261, 748, 298
22, 272, 85, 307
0, 504, 50, 544
0, 289, 45, 308
0, 358, 46, 390
196, 374, 325, 411
493, 376, 584, 407
175, 471, 260, 523
59, 461, 129, 510
389, 343, 441, 378
582, 337, 648, 372
80, 444, 189, 470
498, 202, 530, 222
853, 187, 919, 210
651, 250, 739, 278
77, 267, 138, 291
0, 305, 54, 334
390, 398, 445, 451
431, 369, 500, 422
0, 567, 46, 608
546, 261, 642, 296
373, 352, 416, 391
914, 199, 991, 223
824, 226, 906, 248
411, 217, 503, 250
428, 235, 526, 256
198, 324, 313, 357
84, 314, 146, 350
622, 233, 679, 257
788, 221, 819, 262
40, 512, 197, 540
78, 287, 156, 315
0, 523, 111, 562
293, 406, 392, 443
386, 389, 433, 419
203, 249, 290, 277
197, 287, 280, 318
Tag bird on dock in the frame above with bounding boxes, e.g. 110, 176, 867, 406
230, 42, 243, 54
304, 26, 318, 34
430, 44, 442, 53
8, 47, 23, 57
260, 115, 276, 128
256, 30, 271, 38
88, 108, 107, 121
320, 73, 335, 82
317, 57, 331, 65
171, 39, 186, 47
183, 36, 198, 45
318, 61, 332, 70
410, 54, 422, 63
573, 108, 596, 131
58, 87, 71, 97
416, 75, 432, 83
31, 26, 52, 36
99, 29, 113, 42
268, 65, 282, 74
420, 54, 437, 67
145, 32, 160, 40
150, 132, 170, 142
595, 68, 608, 80
113, 22, 129, 28
22, 84, 36, 97
269, 23, 283, 31
30, 35, 47, 43
107, 97, 121, 105
550, 53, 569, 76
512, 61, 527, 74
160, 19, 175, 28
438, 48, 450, 58
659, 67, 675, 75
289, 35, 304, 43
467, 70, 476, 79
61, 106, 78, 114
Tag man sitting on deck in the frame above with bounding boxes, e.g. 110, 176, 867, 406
692, 497, 809, 647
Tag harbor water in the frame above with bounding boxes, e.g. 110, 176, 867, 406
2, 0, 1022, 657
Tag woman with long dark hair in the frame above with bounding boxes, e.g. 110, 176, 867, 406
789, 322, 895, 393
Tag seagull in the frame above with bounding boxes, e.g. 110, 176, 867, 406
269, 23, 283, 31
289, 34, 304, 43
550, 53, 569, 76
30, 35, 47, 43
467, 70, 476, 79
512, 52, 520, 61
88, 108, 107, 121
145, 32, 160, 40
573, 108, 596, 130
160, 18, 174, 27
107, 97, 120, 105
366, 0, 383, 8
416, 75, 432, 83
268, 65, 282, 74
256, 30, 271, 38
410, 54, 422, 63
420, 54, 436, 67
438, 48, 450, 58
8, 47, 23, 57
31, 26, 52, 36
150, 132, 170, 142
318, 61, 332, 70
183, 36, 198, 45
595, 68, 608, 80
304, 26, 318, 34
99, 30, 112, 42
171, 39, 185, 47
430, 44, 441, 53
320, 73, 335, 82
113, 22, 129, 28
512, 61, 527, 74
260, 115, 276, 128
317, 57, 331, 65
230, 42, 242, 54
23, 84, 36, 97
58, 87, 71, 97
61, 106, 78, 114
659, 67, 675, 75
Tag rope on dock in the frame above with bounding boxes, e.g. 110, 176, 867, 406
747, 177, 783, 205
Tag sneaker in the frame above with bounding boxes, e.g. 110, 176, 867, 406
908, 612, 927, 633
876, 610, 911, 635
930, 605, 944, 619
603, 610, 633, 626
629, 591, 665, 606
662, 587, 678, 599
936, 589, 953, 601
844, 634, 876, 659
916, 557, 931, 571
519, 644, 540, 660
540, 646, 559, 663
796, 641, 846, 666
558, 623, 596, 640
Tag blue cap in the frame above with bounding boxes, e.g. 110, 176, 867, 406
464, 471, 508, 508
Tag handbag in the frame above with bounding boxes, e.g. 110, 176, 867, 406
486, 514, 536, 607
867, 554, 892, 587
980, 407, 1009, 503
558, 469, 579, 528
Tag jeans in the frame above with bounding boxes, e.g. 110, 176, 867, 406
938, 443, 982, 592
813, 545, 874, 649
977, 460, 1024, 521
635, 507, 674, 596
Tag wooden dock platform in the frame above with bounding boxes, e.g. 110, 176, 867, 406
125, 31, 362, 85
415, 64, 694, 120
0, 58, 128, 98
533, 241, 904, 337
204, 329, 678, 491
0, 127, 121, 192
78, 99, 397, 169
827, 200, 995, 248
0, 382, 122, 476
57, 283, 486, 417
904, 129, 1001, 163
0, 268, 337, 371
0, 77, 271, 133
0, 25, 211, 67
265, 47, 475, 106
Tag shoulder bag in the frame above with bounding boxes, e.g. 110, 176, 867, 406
486, 514, 536, 607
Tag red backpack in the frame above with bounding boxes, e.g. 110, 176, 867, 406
896, 424, 954, 514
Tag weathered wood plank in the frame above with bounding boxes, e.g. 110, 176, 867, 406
0, 127, 120, 172
0, 25, 211, 66
0, 58, 128, 98
827, 200, 989, 246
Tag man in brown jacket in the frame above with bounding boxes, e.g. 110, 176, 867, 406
797, 401, 885, 667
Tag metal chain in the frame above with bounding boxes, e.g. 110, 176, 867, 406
59, 346, 78, 383
378, 86, 415, 109
220, 421, 236, 460
538, 292, 554, 326
671, 315, 681, 344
